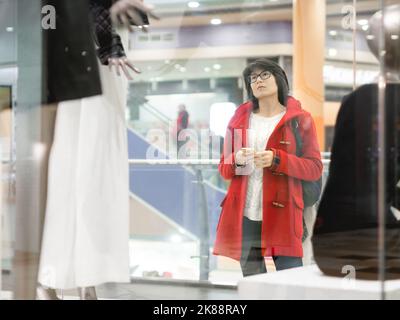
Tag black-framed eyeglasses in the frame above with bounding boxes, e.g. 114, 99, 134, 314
248, 70, 272, 84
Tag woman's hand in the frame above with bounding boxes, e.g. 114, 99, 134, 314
254, 150, 274, 168
110, 0, 160, 33
108, 57, 141, 80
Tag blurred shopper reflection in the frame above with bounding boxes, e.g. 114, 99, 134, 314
314, 4, 400, 280
213, 59, 322, 277
35, 0, 153, 299
176, 103, 190, 154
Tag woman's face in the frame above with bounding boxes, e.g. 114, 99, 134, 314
249, 69, 278, 100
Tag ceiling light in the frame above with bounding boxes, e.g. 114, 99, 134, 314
391, 35, 399, 40
213, 64, 222, 70
188, 1, 200, 8
164, 59, 170, 64
362, 25, 369, 31
358, 19, 369, 26
329, 30, 337, 36
204, 67, 211, 72
6, 27, 13, 32
210, 18, 222, 25
180, 67, 186, 72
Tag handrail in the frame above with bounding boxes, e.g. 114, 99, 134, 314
129, 159, 331, 166
140, 104, 169, 127
141, 103, 172, 125
2, 158, 331, 166
129, 159, 220, 165
144, 102, 173, 123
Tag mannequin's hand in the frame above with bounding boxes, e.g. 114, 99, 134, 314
108, 57, 141, 80
254, 150, 274, 168
110, 0, 160, 32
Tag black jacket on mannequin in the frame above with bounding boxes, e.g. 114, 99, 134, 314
42, 0, 126, 104
313, 83, 400, 280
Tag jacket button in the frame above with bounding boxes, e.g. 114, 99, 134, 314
272, 202, 285, 208
280, 140, 291, 145
64, 46, 69, 52
87, 67, 92, 72
82, 51, 87, 56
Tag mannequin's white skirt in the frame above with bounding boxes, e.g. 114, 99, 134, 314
38, 65, 130, 289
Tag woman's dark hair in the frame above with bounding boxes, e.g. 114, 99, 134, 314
243, 58, 290, 110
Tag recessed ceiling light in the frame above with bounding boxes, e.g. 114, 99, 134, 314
188, 1, 200, 8
210, 18, 222, 25
358, 19, 369, 26
213, 64, 222, 70
180, 67, 186, 72
6, 27, 13, 32
362, 25, 369, 31
391, 35, 399, 40
329, 30, 337, 36
204, 67, 211, 72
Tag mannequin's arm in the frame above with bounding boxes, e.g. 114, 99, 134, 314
89, 0, 125, 65
89, 0, 140, 78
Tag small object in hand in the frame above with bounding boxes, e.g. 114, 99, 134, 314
110, 0, 160, 33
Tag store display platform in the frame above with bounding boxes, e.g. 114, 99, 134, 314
238, 265, 400, 300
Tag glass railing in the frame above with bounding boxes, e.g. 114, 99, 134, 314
128, 156, 331, 285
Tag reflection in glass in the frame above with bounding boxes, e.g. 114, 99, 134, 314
314, 4, 400, 285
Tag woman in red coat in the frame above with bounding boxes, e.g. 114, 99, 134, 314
213, 59, 322, 276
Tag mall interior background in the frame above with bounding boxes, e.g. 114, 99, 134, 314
0, 0, 396, 296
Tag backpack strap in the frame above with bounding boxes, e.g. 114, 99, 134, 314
291, 118, 303, 157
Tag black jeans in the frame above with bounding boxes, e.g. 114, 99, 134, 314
240, 217, 303, 277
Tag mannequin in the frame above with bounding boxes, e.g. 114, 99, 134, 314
33, 0, 154, 300
366, 4, 400, 82
14, 0, 103, 300
313, 4, 400, 280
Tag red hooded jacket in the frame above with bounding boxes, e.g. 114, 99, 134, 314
213, 97, 322, 260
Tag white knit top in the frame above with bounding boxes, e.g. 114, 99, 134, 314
244, 111, 286, 221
